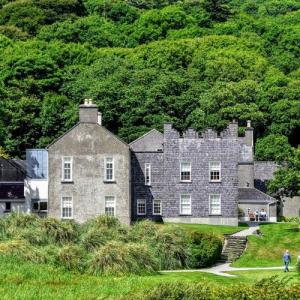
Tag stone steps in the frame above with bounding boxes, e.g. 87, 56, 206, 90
219, 236, 247, 263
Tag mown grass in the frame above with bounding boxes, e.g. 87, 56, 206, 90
233, 223, 300, 267
0, 255, 299, 300
171, 223, 247, 237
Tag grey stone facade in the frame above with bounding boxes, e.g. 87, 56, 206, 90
131, 123, 241, 225
47, 101, 131, 225
131, 121, 278, 225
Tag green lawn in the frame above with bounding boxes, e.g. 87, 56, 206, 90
170, 223, 247, 237
0, 256, 299, 300
233, 223, 300, 267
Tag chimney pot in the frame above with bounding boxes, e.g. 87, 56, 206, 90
247, 120, 251, 128
79, 99, 98, 123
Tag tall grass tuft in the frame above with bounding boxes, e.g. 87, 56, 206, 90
155, 225, 192, 270
0, 240, 46, 263
58, 244, 86, 271
88, 241, 158, 276
41, 218, 79, 245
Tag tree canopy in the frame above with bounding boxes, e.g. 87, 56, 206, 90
0, 1, 299, 187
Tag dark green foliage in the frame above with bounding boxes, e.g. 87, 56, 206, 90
0, 0, 298, 200
189, 231, 223, 267
255, 134, 293, 162
268, 147, 300, 197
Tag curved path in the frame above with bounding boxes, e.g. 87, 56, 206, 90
160, 263, 288, 277
161, 224, 290, 277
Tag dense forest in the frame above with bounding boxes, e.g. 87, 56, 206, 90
0, 0, 299, 193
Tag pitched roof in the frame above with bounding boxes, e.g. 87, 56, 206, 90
47, 123, 129, 149
238, 188, 276, 204
130, 129, 163, 152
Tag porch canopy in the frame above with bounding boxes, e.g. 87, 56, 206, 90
238, 188, 277, 222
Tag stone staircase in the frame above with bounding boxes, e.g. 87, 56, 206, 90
219, 235, 247, 263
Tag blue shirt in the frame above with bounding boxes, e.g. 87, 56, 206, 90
283, 253, 291, 262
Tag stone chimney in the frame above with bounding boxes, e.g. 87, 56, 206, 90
79, 99, 99, 123
244, 120, 253, 147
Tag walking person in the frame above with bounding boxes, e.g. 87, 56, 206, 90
283, 250, 291, 272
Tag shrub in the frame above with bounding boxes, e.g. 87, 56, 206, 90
14, 227, 49, 246
143, 278, 300, 300
0, 240, 46, 263
58, 244, 86, 271
4, 213, 40, 229
128, 220, 157, 243
41, 218, 79, 245
81, 227, 119, 250
189, 232, 223, 268
88, 241, 158, 276
82, 215, 121, 232
155, 225, 192, 270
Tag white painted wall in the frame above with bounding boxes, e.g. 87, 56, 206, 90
24, 178, 48, 201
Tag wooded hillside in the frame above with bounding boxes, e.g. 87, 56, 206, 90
0, 0, 299, 162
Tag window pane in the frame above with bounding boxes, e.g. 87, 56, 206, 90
210, 195, 221, 215
63, 157, 72, 181
145, 163, 151, 185
181, 162, 191, 181
180, 195, 191, 214
105, 196, 115, 216
62, 197, 72, 218
105, 157, 114, 181
210, 162, 221, 181
153, 199, 161, 214
137, 199, 146, 215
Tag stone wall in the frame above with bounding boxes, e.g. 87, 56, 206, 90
48, 123, 131, 225
254, 161, 278, 192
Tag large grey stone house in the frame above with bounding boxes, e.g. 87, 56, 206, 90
47, 100, 131, 224
130, 121, 276, 226
20, 101, 279, 225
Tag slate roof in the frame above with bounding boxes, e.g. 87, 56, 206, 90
238, 188, 276, 204
0, 183, 25, 200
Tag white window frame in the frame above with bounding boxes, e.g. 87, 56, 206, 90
180, 194, 192, 215
105, 196, 116, 216
209, 161, 221, 182
137, 199, 146, 216
104, 157, 115, 181
61, 196, 73, 219
180, 162, 191, 182
145, 163, 151, 186
62, 156, 73, 182
209, 194, 221, 215
153, 199, 162, 215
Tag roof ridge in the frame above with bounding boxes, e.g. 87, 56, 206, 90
129, 129, 163, 146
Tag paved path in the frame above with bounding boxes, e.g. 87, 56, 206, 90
162, 224, 289, 277
231, 225, 259, 237
161, 264, 290, 277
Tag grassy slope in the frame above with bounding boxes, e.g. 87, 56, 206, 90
170, 223, 247, 237
0, 256, 299, 300
233, 223, 300, 267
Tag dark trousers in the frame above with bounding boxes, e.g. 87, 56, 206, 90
284, 261, 289, 272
